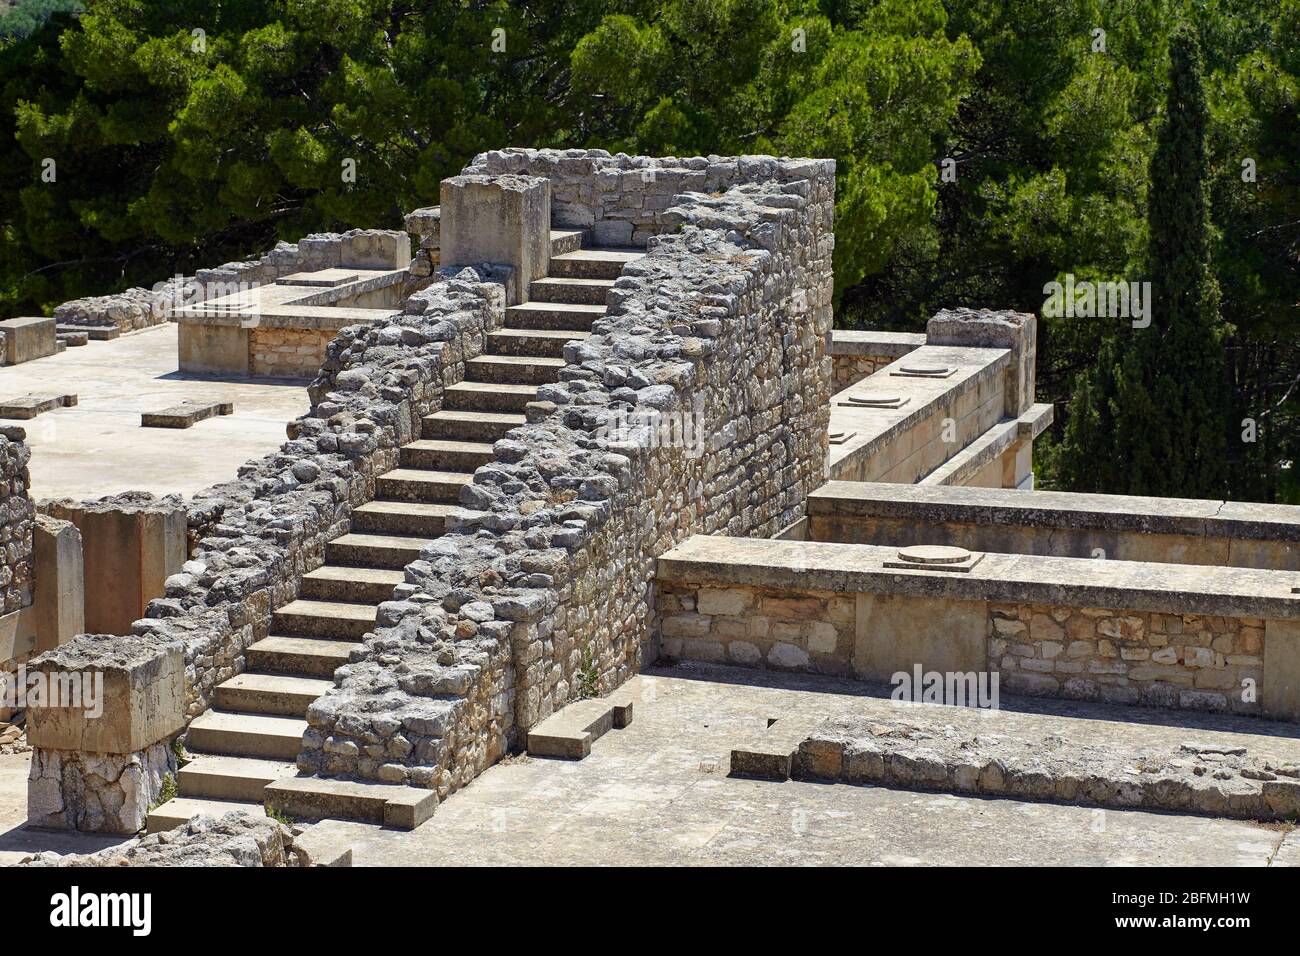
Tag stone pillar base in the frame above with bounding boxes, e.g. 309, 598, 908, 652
27, 740, 176, 834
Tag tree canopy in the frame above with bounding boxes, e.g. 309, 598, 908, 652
1, 0, 1296, 501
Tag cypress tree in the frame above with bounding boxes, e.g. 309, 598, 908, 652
1058, 25, 1228, 498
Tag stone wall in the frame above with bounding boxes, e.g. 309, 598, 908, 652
991, 604, 1264, 712
0, 429, 33, 618
50, 229, 406, 334
654, 535, 1300, 719
829, 330, 926, 390
301, 151, 836, 793
249, 327, 337, 379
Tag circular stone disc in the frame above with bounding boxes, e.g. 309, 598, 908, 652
896, 545, 972, 565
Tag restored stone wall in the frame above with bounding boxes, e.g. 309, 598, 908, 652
0, 430, 34, 617
249, 328, 337, 379
654, 536, 1300, 719
302, 152, 836, 793
991, 604, 1264, 712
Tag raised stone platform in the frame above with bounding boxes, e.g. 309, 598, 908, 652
141, 400, 234, 429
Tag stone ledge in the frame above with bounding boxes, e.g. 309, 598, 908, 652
810, 480, 1300, 543
657, 535, 1300, 620
264, 776, 439, 830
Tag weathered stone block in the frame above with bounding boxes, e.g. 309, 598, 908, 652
440, 174, 550, 304
1, 316, 57, 365
26, 635, 185, 754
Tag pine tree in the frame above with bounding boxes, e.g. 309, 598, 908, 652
1057, 24, 1228, 498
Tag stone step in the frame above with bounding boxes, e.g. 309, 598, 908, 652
302, 564, 405, 604
465, 354, 564, 386
214, 672, 334, 717
528, 277, 614, 306
549, 229, 585, 256
248, 636, 360, 678
146, 797, 263, 834
265, 777, 438, 831
187, 710, 308, 761
273, 598, 377, 640
178, 754, 297, 802
326, 531, 432, 569
423, 409, 525, 443
399, 438, 495, 472
351, 499, 459, 537
443, 380, 538, 414
488, 327, 591, 359
548, 248, 643, 280
55, 322, 120, 341
503, 301, 605, 332
377, 467, 473, 502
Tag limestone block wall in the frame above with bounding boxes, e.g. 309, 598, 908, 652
989, 604, 1264, 711
249, 328, 337, 379
808, 482, 1300, 571
302, 153, 836, 792
465, 148, 826, 247
830, 330, 926, 390
0, 431, 34, 617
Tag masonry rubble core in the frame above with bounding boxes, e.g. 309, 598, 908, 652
4, 147, 1299, 861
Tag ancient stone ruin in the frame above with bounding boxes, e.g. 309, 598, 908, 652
2, 148, 1298, 867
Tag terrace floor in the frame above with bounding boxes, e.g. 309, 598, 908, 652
307, 663, 1300, 867
0, 323, 307, 500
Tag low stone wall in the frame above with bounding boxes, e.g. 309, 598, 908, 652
51, 229, 407, 334
829, 330, 925, 390
655, 536, 1300, 719
0, 430, 33, 617
303, 152, 836, 792
788, 714, 1300, 820
809, 481, 1300, 571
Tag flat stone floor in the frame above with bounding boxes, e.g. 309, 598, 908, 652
0, 323, 306, 499
2, 663, 1296, 866
317, 663, 1300, 867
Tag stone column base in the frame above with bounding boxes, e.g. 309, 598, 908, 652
27, 740, 177, 834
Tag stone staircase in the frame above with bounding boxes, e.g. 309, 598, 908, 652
147, 230, 644, 832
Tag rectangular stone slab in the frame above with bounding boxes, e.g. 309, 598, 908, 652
55, 323, 119, 340
0, 393, 77, 419
141, 400, 234, 429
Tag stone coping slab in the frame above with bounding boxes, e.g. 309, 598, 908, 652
828, 329, 926, 357
828, 344, 1009, 473
786, 712, 1300, 820
809, 480, 1300, 542
657, 534, 1300, 620
141, 400, 234, 429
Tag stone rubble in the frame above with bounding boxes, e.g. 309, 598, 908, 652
0, 429, 33, 616
16, 811, 315, 867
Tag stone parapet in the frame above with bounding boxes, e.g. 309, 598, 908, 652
809, 481, 1300, 570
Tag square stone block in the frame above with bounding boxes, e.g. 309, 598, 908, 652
440, 174, 550, 304
1, 316, 57, 365
853, 594, 988, 681
25, 636, 185, 754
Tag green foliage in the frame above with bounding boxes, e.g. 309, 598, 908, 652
0, 0, 1295, 500
148, 773, 178, 811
